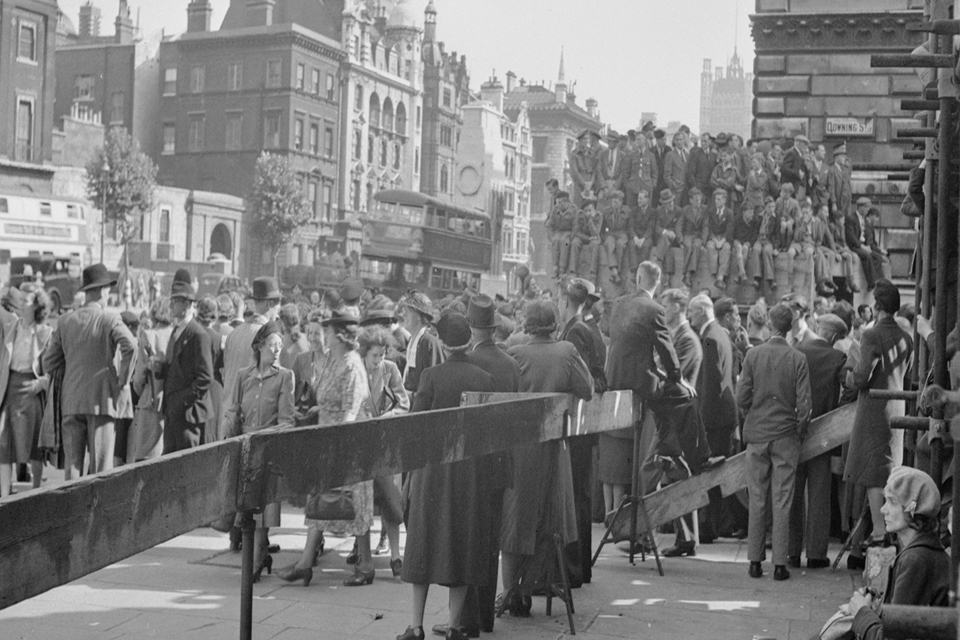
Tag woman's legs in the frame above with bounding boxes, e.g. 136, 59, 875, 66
387, 519, 401, 561
867, 487, 886, 539
501, 552, 520, 592
294, 526, 324, 571
30, 459, 43, 490
356, 531, 373, 573
412, 583, 429, 629
0, 463, 12, 497
448, 586, 468, 628
603, 482, 628, 515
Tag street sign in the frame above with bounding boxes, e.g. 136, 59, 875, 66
825, 117, 875, 137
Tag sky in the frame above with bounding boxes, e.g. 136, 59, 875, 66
57, 0, 754, 133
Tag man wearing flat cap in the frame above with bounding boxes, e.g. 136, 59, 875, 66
781, 134, 810, 198
569, 130, 603, 206
43, 264, 137, 478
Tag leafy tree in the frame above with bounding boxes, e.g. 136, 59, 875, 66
248, 152, 312, 277
85, 127, 158, 274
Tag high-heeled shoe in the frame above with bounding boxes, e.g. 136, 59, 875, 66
375, 531, 389, 555
252, 554, 273, 583
390, 558, 402, 577
396, 626, 425, 640
343, 567, 375, 587
346, 540, 359, 565
278, 565, 313, 587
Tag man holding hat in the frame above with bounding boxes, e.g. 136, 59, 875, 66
569, 129, 603, 206
221, 277, 282, 435
781, 134, 810, 197
153, 270, 214, 453
43, 264, 137, 479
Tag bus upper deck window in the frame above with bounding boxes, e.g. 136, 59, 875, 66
436, 211, 446, 229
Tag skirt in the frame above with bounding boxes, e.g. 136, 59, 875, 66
306, 480, 374, 536
0, 371, 44, 464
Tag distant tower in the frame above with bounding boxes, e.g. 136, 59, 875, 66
424, 0, 437, 44
114, 0, 134, 44
700, 59, 713, 133
555, 48, 567, 104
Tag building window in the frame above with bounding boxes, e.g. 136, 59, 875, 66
17, 21, 36, 62
15, 99, 33, 162
266, 60, 282, 88
353, 130, 362, 160
442, 88, 452, 108
379, 139, 388, 166
415, 147, 420, 175
188, 116, 205, 152
162, 123, 175, 154
74, 75, 95, 100
439, 165, 449, 193
308, 182, 318, 218
416, 105, 422, 129
228, 63, 242, 91
352, 179, 361, 211
404, 60, 412, 81
369, 94, 380, 129
324, 126, 334, 158
311, 68, 320, 95
355, 84, 364, 111
190, 66, 205, 93
226, 115, 242, 151
110, 92, 124, 124
322, 183, 333, 221
368, 134, 374, 163
396, 103, 407, 135
440, 125, 452, 148
393, 143, 401, 170
159, 207, 171, 243
296, 63, 305, 91
326, 74, 335, 101
264, 112, 280, 148
294, 118, 304, 151
163, 68, 177, 95
309, 123, 319, 155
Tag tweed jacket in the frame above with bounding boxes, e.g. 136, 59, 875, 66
737, 336, 812, 443
606, 290, 681, 400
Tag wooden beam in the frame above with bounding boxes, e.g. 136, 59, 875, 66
609, 402, 857, 540
0, 440, 244, 610
461, 391, 634, 437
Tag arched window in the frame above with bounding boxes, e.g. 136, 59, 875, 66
380, 138, 388, 166
369, 92, 380, 129
395, 102, 407, 136
439, 164, 449, 193
382, 97, 394, 133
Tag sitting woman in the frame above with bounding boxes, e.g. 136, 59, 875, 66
843, 466, 950, 640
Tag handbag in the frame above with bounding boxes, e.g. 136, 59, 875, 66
305, 488, 356, 521
819, 610, 854, 640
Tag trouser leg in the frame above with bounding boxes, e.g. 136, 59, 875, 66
805, 452, 832, 561
746, 441, 773, 563
762, 243, 775, 281
748, 242, 762, 281
852, 247, 874, 287
477, 488, 504, 631
62, 414, 86, 480
788, 458, 808, 558
717, 241, 731, 281
558, 233, 572, 276
770, 435, 800, 567
707, 240, 719, 275
570, 239, 583, 275
89, 415, 116, 474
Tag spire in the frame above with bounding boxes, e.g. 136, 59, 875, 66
558, 47, 565, 83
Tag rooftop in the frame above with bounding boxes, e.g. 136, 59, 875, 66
503, 84, 599, 123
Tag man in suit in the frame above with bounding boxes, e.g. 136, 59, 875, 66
845, 197, 882, 290
827, 144, 853, 218
686, 132, 717, 200
664, 131, 690, 205
154, 272, 213, 453
606, 261, 681, 496
780, 134, 810, 197
42, 264, 136, 479
601, 131, 628, 192
689, 294, 739, 542
738, 303, 812, 581
788, 313, 847, 570
809, 144, 831, 211
650, 130, 672, 207
455, 295, 520, 637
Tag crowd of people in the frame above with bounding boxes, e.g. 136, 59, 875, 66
0, 246, 952, 640
550, 125, 891, 294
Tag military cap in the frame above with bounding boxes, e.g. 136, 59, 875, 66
641, 121, 656, 133
654, 129, 666, 140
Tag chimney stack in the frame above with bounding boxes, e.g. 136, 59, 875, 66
481, 76, 504, 112
114, 0, 134, 44
78, 2, 101, 41
506, 71, 516, 94
187, 0, 213, 33
586, 98, 598, 119
246, 0, 276, 27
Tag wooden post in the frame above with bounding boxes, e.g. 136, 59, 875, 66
239, 512, 255, 640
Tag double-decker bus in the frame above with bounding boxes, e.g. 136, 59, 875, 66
363, 189, 492, 300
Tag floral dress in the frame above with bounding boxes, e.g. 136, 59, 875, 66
306, 349, 373, 536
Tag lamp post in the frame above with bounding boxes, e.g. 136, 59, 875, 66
99, 158, 110, 262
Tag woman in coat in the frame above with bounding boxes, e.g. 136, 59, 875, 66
359, 325, 409, 574
195, 296, 224, 445
843, 280, 912, 566
396, 313, 496, 640
840, 467, 949, 640
221, 321, 295, 581
292, 311, 329, 427
500, 301, 593, 616
0, 284, 52, 497
130, 297, 174, 462
278, 311, 374, 588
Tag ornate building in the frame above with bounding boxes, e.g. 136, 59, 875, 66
699, 50, 752, 140
338, 0, 425, 259
503, 52, 602, 278
419, 0, 469, 200
455, 75, 531, 283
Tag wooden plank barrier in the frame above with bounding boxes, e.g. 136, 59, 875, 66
0, 392, 631, 613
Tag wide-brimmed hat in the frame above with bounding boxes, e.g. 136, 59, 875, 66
247, 277, 281, 301
713, 132, 729, 147
467, 294, 501, 329
654, 129, 666, 140
79, 263, 117, 293
436, 313, 472, 348
659, 188, 675, 204
404, 291, 437, 323
572, 278, 600, 304
321, 309, 360, 327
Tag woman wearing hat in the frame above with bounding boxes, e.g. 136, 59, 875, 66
291, 310, 330, 427
397, 313, 497, 640
833, 467, 949, 640
279, 311, 375, 588
401, 292, 443, 401
221, 321, 295, 581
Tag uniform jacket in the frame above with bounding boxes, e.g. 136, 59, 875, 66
677, 203, 707, 238
737, 336, 812, 443
0, 320, 53, 410
623, 148, 658, 195
509, 336, 593, 400
685, 146, 716, 195
602, 206, 631, 236
780, 147, 806, 193
160, 320, 214, 426
795, 338, 847, 419
546, 201, 578, 235
569, 145, 603, 194
573, 209, 601, 242
697, 320, 738, 433
606, 290, 681, 400
42, 301, 136, 417
827, 164, 852, 216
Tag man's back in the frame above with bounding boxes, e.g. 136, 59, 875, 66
697, 320, 738, 431
672, 321, 703, 387
509, 337, 593, 400
606, 291, 679, 398
468, 340, 520, 393
43, 302, 135, 417
796, 339, 847, 418
737, 337, 812, 443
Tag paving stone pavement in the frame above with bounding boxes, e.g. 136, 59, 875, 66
1, 482, 858, 640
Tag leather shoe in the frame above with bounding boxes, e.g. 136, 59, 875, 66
787, 556, 801, 568
431, 624, 479, 639
807, 558, 830, 569
662, 545, 696, 558
773, 565, 790, 581
847, 555, 865, 571
748, 561, 763, 578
